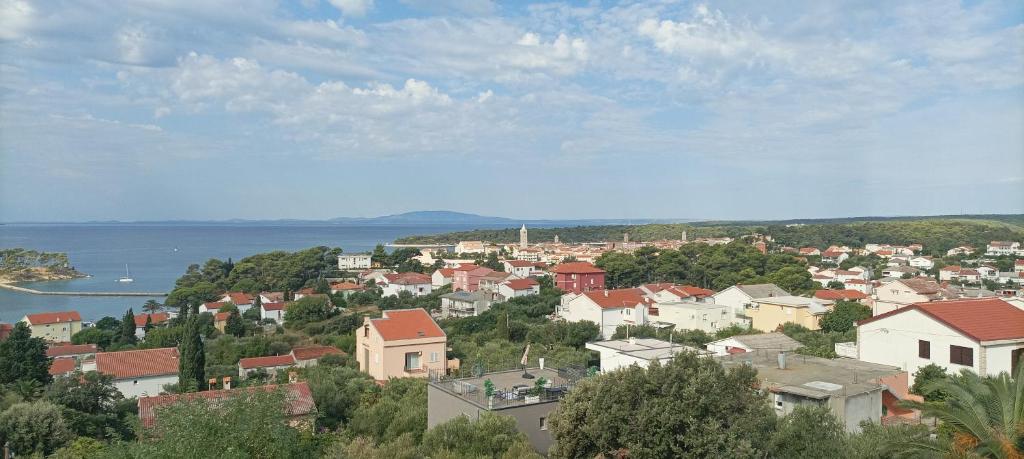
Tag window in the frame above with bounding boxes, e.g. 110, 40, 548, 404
539, 417, 548, 431
918, 340, 930, 359
364, 324, 369, 338
950, 345, 973, 366
405, 352, 421, 371
430, 352, 439, 363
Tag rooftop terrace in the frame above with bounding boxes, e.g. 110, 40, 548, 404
429, 367, 584, 410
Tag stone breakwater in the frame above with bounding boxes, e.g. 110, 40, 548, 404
0, 283, 167, 297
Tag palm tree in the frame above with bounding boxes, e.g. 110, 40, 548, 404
142, 299, 163, 314
901, 360, 1023, 458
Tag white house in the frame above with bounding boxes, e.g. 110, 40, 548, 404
431, 268, 454, 288
338, 254, 372, 270
261, 302, 287, 323
857, 298, 1024, 384
946, 246, 974, 256
585, 338, 707, 372
711, 284, 790, 326
497, 278, 540, 299
502, 260, 538, 278
85, 348, 179, 398
454, 241, 486, 254
380, 272, 433, 297
651, 301, 730, 334
238, 355, 296, 380
986, 241, 1023, 256
133, 313, 170, 339
439, 291, 493, 318
198, 301, 227, 314
705, 332, 802, 357
219, 292, 255, 314
874, 278, 958, 315
558, 289, 651, 339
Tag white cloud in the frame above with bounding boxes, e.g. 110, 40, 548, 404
328, 0, 374, 17
0, 0, 33, 41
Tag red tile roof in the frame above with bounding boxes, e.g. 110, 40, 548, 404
226, 292, 254, 304
503, 278, 539, 290
261, 302, 287, 311
134, 313, 170, 328
504, 260, 536, 267
581, 288, 649, 309
383, 272, 432, 285
676, 286, 714, 297
95, 348, 179, 379
25, 311, 82, 325
550, 262, 605, 274
214, 312, 232, 322
138, 382, 315, 428
49, 358, 77, 376
239, 354, 296, 369
291, 345, 345, 361
858, 298, 1024, 342
435, 268, 455, 278
330, 282, 363, 291
201, 302, 227, 311
370, 308, 445, 341
814, 289, 868, 301
454, 264, 482, 271
46, 343, 97, 358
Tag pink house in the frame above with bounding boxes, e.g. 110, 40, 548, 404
452, 264, 495, 292
356, 308, 447, 382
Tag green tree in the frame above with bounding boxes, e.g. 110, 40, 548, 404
302, 365, 377, 430
284, 296, 334, 325
495, 312, 510, 341
818, 301, 872, 333
118, 308, 138, 346
71, 327, 118, 350
548, 351, 776, 458
483, 252, 504, 271
0, 400, 73, 456
45, 371, 135, 441
177, 315, 206, 392
372, 244, 388, 266
142, 300, 162, 314
909, 364, 950, 401
0, 322, 52, 385
768, 405, 847, 458
224, 310, 245, 337
419, 412, 541, 458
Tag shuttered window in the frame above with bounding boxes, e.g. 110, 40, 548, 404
950, 345, 973, 366
918, 340, 930, 359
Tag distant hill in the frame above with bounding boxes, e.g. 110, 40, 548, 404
329, 210, 516, 225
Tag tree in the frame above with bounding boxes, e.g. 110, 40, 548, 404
71, 327, 118, 350
284, 296, 334, 325
548, 351, 776, 458
903, 364, 1024, 458
224, 310, 245, 337
302, 365, 377, 430
45, 371, 135, 441
910, 364, 951, 402
768, 406, 847, 458
483, 252, 504, 271
178, 315, 206, 392
372, 244, 388, 266
818, 301, 872, 333
826, 280, 846, 289
419, 412, 540, 458
495, 312, 510, 341
119, 308, 138, 346
0, 401, 73, 456
142, 300, 162, 314
0, 322, 51, 385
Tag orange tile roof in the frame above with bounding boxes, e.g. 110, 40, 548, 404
202, 302, 227, 310
330, 282, 364, 291
226, 292, 254, 304
134, 313, 170, 328
138, 382, 314, 428
49, 358, 77, 376
370, 308, 445, 341
46, 343, 97, 358
214, 312, 232, 322
581, 288, 649, 309
239, 354, 296, 369
550, 262, 605, 274
25, 311, 82, 325
859, 298, 1024, 342
435, 268, 455, 277
291, 345, 345, 361
95, 348, 179, 379
814, 289, 869, 301
503, 278, 539, 290
504, 260, 536, 267
383, 272, 432, 285
454, 264, 484, 271
261, 302, 287, 311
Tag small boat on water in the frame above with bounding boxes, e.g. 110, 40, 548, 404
117, 264, 134, 283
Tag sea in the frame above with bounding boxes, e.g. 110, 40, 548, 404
0, 223, 520, 322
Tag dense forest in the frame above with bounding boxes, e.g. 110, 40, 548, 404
396, 216, 1024, 255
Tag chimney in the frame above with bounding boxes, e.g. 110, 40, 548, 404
208, 378, 217, 389
223, 376, 232, 390
777, 352, 787, 370
288, 371, 298, 384
539, 357, 545, 369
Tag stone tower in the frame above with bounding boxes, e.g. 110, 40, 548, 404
520, 224, 528, 249
554, 234, 560, 244
624, 232, 629, 243
681, 230, 688, 242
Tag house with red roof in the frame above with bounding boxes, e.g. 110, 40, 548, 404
291, 345, 345, 367
452, 264, 494, 292
431, 267, 455, 288
261, 302, 288, 324
798, 247, 821, 256
20, 310, 83, 342
82, 347, 180, 398
497, 277, 540, 299
558, 288, 653, 339
49, 358, 77, 377
46, 343, 97, 360
381, 272, 433, 297
551, 262, 605, 294
502, 259, 546, 278
874, 278, 958, 315
134, 313, 170, 339
329, 281, 365, 297
238, 354, 297, 380
641, 283, 715, 304
356, 308, 446, 381
138, 382, 315, 428
198, 301, 227, 314
219, 292, 255, 313
857, 298, 1024, 383
814, 289, 869, 302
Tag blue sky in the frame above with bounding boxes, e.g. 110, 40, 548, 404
1, 0, 1022, 222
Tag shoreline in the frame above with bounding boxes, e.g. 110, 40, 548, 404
0, 282, 167, 297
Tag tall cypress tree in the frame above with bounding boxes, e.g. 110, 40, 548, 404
178, 315, 206, 392
119, 308, 137, 345
0, 322, 51, 385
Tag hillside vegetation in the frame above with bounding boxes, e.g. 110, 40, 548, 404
0, 248, 85, 283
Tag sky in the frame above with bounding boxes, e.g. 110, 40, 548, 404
1, 0, 1023, 222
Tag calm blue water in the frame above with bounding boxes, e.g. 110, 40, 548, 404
0, 223, 514, 322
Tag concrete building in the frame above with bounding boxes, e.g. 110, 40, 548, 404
139, 382, 315, 428
705, 332, 803, 357
427, 367, 584, 454
380, 272, 433, 297
746, 296, 834, 332
238, 355, 297, 380
650, 301, 730, 333
586, 338, 708, 372
718, 351, 913, 432
498, 278, 540, 299
20, 311, 83, 342
432, 268, 455, 288
712, 284, 790, 326
338, 254, 372, 270
873, 278, 957, 315
85, 348, 179, 398
557, 288, 651, 339
440, 291, 493, 318
551, 262, 606, 294
134, 313, 170, 339
857, 298, 1024, 383
356, 308, 447, 382
452, 264, 494, 292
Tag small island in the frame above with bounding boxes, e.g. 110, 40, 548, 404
0, 248, 88, 284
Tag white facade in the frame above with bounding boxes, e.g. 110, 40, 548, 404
873, 280, 933, 315
908, 257, 935, 270
559, 295, 645, 340
338, 254, 372, 270
585, 338, 704, 372
115, 374, 177, 399
431, 270, 452, 288
652, 302, 729, 333
497, 283, 540, 299
710, 287, 755, 325
381, 281, 432, 297
262, 306, 286, 323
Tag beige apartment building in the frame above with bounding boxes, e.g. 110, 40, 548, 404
356, 308, 447, 382
20, 311, 83, 342
745, 296, 834, 332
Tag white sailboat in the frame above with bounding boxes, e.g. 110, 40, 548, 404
117, 264, 134, 283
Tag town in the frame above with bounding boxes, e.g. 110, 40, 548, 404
1, 222, 1022, 457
